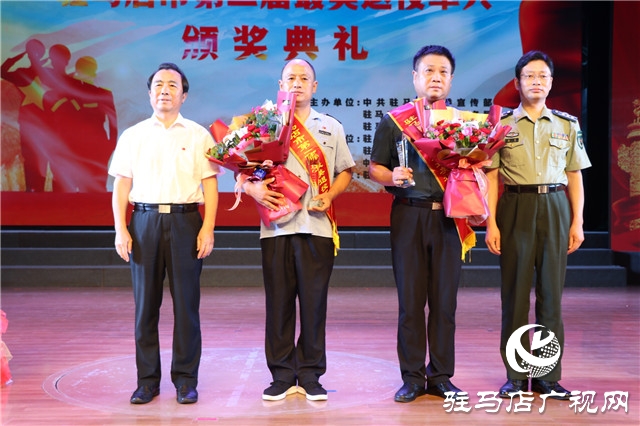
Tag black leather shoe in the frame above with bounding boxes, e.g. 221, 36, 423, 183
130, 385, 159, 404
176, 384, 198, 404
499, 379, 528, 398
394, 382, 426, 403
426, 380, 463, 399
531, 379, 570, 400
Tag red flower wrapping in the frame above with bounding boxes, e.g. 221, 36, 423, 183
411, 102, 511, 225
1, 310, 12, 386
254, 164, 309, 227
207, 92, 310, 226
206, 91, 296, 173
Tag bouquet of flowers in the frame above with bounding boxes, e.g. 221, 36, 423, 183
424, 117, 494, 154
206, 91, 309, 226
398, 99, 511, 225
207, 103, 281, 163
207, 91, 296, 173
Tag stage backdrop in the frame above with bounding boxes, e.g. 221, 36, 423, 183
1, 0, 583, 227
610, 1, 640, 252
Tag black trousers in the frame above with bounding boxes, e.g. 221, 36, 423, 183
498, 191, 570, 381
260, 234, 335, 386
129, 209, 203, 389
390, 201, 462, 387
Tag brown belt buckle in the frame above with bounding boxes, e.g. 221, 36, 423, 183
538, 186, 549, 194
158, 204, 171, 214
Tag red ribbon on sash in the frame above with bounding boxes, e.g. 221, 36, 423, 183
289, 115, 340, 255
388, 100, 476, 260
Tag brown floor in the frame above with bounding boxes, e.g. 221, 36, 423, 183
1, 286, 638, 425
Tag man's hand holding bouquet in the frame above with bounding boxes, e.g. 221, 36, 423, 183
206, 91, 306, 226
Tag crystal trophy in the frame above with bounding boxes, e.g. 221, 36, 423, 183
396, 135, 416, 188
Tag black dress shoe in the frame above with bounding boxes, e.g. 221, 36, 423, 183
498, 379, 528, 398
394, 382, 426, 403
177, 384, 198, 404
130, 385, 159, 404
531, 379, 571, 400
426, 380, 463, 399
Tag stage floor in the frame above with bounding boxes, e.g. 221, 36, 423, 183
1, 286, 638, 425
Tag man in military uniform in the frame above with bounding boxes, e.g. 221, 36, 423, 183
485, 50, 591, 400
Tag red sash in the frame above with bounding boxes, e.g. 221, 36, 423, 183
289, 114, 340, 255
388, 101, 476, 260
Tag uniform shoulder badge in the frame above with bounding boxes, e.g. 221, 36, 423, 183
324, 113, 342, 124
577, 130, 584, 149
501, 110, 514, 119
552, 109, 578, 122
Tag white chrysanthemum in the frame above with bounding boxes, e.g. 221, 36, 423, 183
223, 127, 247, 144
262, 100, 276, 110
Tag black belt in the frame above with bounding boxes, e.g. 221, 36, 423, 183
395, 197, 443, 210
504, 184, 566, 194
133, 203, 199, 213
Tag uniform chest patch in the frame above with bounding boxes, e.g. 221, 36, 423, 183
505, 130, 519, 144
318, 129, 331, 136
551, 132, 569, 141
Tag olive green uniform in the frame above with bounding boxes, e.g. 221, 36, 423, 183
488, 105, 591, 381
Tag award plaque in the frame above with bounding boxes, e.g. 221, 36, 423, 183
396, 135, 416, 188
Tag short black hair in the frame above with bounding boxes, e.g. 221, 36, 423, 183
413, 45, 456, 75
147, 62, 189, 93
515, 50, 554, 78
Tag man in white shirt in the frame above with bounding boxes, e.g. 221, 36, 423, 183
109, 62, 219, 405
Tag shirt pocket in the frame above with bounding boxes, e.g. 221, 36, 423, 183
176, 143, 198, 179
501, 140, 525, 167
317, 138, 336, 166
548, 138, 569, 168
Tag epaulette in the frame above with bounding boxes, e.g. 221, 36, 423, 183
324, 113, 342, 124
552, 109, 577, 122
501, 110, 514, 119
